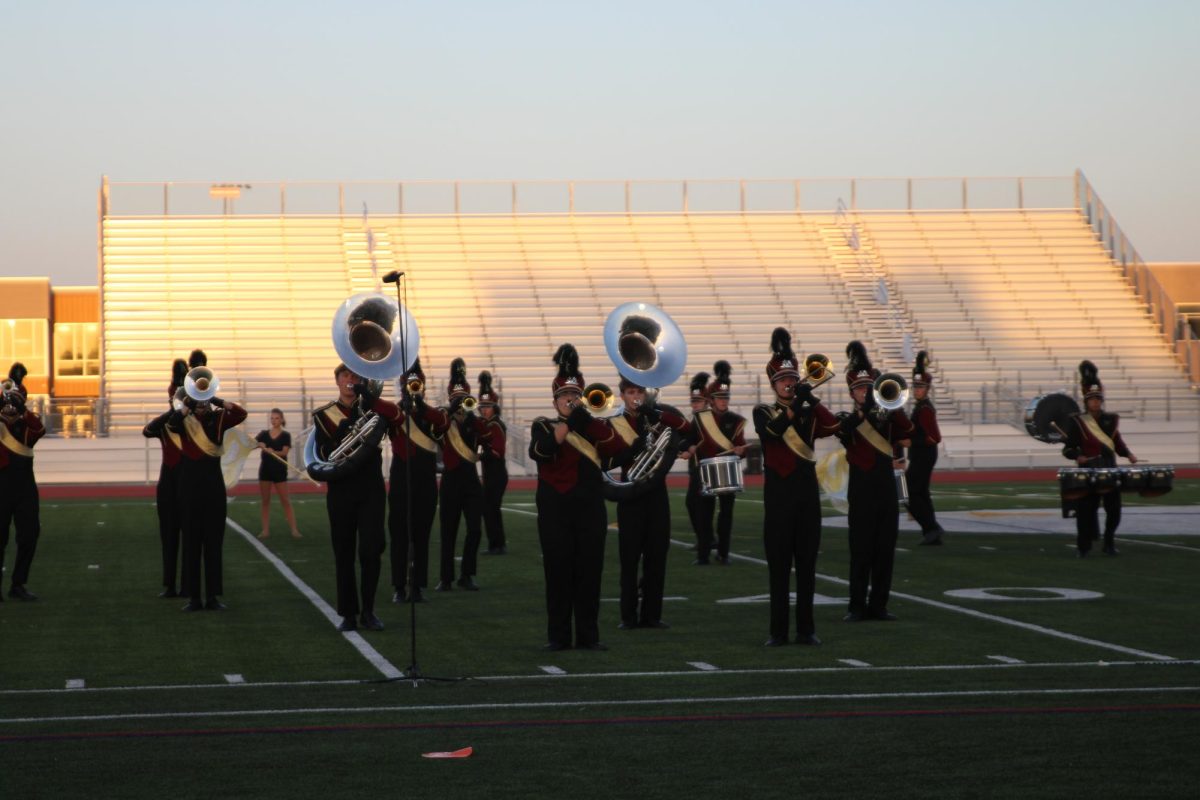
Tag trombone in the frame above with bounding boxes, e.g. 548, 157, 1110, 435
802, 353, 835, 389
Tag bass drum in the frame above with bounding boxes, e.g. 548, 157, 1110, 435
1024, 393, 1081, 443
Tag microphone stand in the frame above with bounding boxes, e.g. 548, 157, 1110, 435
384, 271, 462, 686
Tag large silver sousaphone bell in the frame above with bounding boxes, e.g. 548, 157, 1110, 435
183, 366, 220, 403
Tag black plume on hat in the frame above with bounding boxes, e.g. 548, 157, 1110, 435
172, 359, 188, 384
846, 340, 873, 374
713, 360, 732, 383
8, 362, 28, 386
771, 328, 796, 361
1079, 360, 1098, 385
188, 349, 208, 368
478, 370, 494, 395
553, 343, 580, 378
407, 358, 424, 379
689, 371, 711, 394
450, 357, 466, 383
914, 351, 928, 377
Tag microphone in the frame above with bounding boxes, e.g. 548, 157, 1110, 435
382, 270, 404, 284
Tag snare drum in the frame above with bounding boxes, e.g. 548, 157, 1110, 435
1117, 466, 1148, 492
894, 468, 909, 511
1057, 468, 1093, 501
1091, 468, 1120, 495
1139, 465, 1175, 498
698, 455, 744, 496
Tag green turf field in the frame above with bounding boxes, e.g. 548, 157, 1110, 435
2, 481, 1198, 798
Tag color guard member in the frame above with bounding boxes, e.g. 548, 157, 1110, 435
1061, 360, 1138, 557
753, 331, 840, 646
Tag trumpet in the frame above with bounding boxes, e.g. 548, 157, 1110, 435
803, 353, 835, 388
460, 395, 478, 413
580, 382, 624, 417
873, 372, 909, 412
406, 378, 424, 396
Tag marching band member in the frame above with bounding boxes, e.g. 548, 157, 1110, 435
612, 376, 691, 631
529, 344, 640, 651
1061, 361, 1138, 557
435, 358, 488, 591
477, 371, 509, 556
312, 364, 386, 631
142, 379, 186, 598
0, 363, 44, 601
372, 359, 442, 603
689, 361, 747, 566
837, 341, 913, 623
753, 331, 840, 646
166, 368, 247, 612
681, 371, 710, 558
906, 351, 944, 545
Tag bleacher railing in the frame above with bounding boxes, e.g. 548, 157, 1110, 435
1075, 170, 1200, 385
102, 176, 1078, 217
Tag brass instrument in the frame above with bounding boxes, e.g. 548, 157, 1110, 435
183, 366, 220, 403
0, 378, 15, 394
803, 353, 835, 388
406, 378, 424, 396
873, 372, 909, 412
460, 395, 478, 413
581, 381, 623, 417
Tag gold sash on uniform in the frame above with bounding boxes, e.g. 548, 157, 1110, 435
610, 415, 640, 446
1081, 414, 1117, 453
320, 404, 348, 427
183, 413, 224, 457
0, 422, 34, 458
165, 429, 183, 451
856, 418, 895, 458
445, 421, 480, 464
405, 419, 439, 454
564, 431, 601, 468
697, 410, 736, 454
769, 407, 815, 462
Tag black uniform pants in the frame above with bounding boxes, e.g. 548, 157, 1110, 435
685, 465, 703, 549
696, 493, 736, 559
439, 464, 483, 583
156, 463, 183, 590
388, 459, 438, 593
617, 484, 671, 625
0, 467, 40, 587
906, 445, 940, 533
847, 460, 900, 615
482, 459, 508, 550
536, 482, 607, 648
1076, 489, 1121, 552
176, 458, 227, 601
763, 466, 822, 639
327, 475, 386, 618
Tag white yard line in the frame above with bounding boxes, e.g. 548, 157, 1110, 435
6, 685, 1199, 726
539, 666, 567, 675
673, 538, 1177, 662
839, 659, 872, 668
688, 662, 720, 671
225, 517, 404, 680
986, 655, 1025, 665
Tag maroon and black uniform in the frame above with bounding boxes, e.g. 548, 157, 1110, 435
437, 409, 491, 585
529, 412, 632, 648
687, 409, 746, 562
0, 403, 45, 595
753, 399, 840, 641
312, 399, 385, 620
371, 397, 443, 597
143, 410, 185, 595
167, 401, 247, 605
839, 407, 914, 618
613, 405, 691, 628
906, 398, 942, 535
480, 416, 508, 553
1062, 411, 1132, 553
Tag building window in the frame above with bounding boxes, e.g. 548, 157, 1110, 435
0, 319, 48, 375
54, 322, 101, 378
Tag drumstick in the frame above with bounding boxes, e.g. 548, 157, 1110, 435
263, 446, 320, 487
1050, 421, 1069, 440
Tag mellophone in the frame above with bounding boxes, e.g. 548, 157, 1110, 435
1057, 465, 1174, 517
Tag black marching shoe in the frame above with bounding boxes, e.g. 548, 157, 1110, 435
764, 636, 788, 647
8, 585, 37, 601
713, 555, 731, 566
456, 575, 479, 591
434, 581, 453, 591
337, 616, 357, 632
1103, 544, 1120, 556
159, 587, 178, 599
869, 609, 898, 621
1077, 549, 1089, 559
205, 597, 227, 611
919, 531, 943, 546
359, 613, 384, 631
182, 599, 204, 612
640, 620, 671, 629
542, 641, 570, 652
795, 634, 822, 646
484, 546, 507, 555
407, 588, 426, 603
843, 611, 864, 622
577, 641, 608, 651
618, 621, 637, 630
391, 591, 404, 604
692, 558, 710, 566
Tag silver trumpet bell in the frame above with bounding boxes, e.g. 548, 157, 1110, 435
184, 366, 220, 403
603, 302, 687, 391
873, 372, 909, 412
331, 292, 421, 380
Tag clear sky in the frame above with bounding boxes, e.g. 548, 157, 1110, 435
1, 0, 1196, 285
